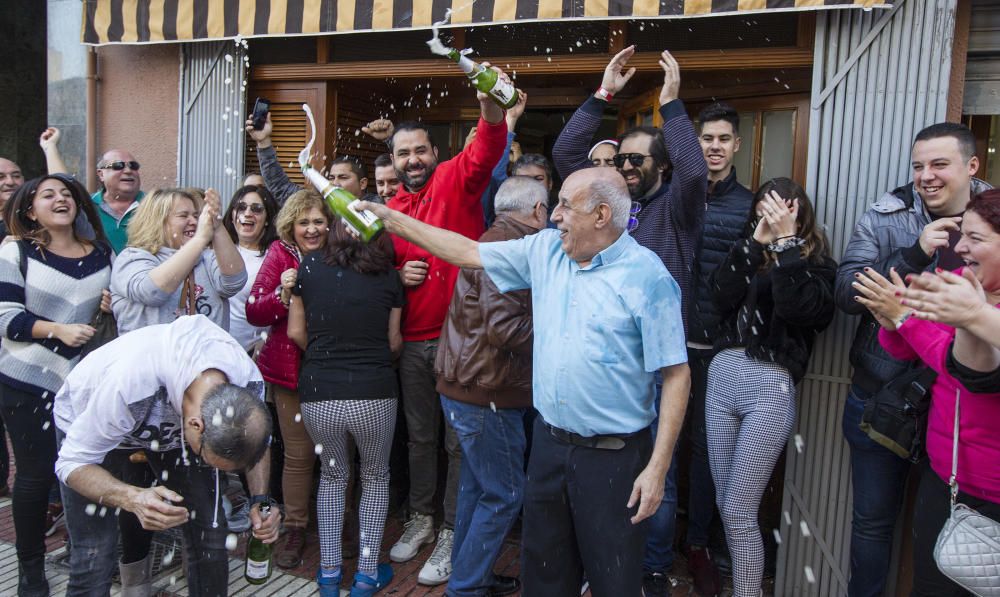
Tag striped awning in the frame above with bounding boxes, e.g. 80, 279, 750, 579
82, 0, 890, 45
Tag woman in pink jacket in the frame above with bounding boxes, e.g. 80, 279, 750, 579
246, 189, 332, 569
854, 188, 1000, 596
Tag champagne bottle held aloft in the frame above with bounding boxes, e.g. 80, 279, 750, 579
244, 505, 273, 585
445, 49, 518, 109
301, 166, 385, 243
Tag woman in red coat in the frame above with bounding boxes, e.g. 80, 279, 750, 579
246, 188, 332, 568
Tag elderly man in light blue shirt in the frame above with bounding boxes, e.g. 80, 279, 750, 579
358, 167, 690, 597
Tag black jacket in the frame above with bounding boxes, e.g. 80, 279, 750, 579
712, 237, 837, 383
688, 169, 754, 345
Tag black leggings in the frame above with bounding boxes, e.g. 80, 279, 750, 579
911, 460, 1000, 596
0, 383, 57, 568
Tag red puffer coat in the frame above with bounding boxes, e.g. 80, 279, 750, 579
246, 240, 300, 390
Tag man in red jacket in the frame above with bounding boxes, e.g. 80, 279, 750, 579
366, 68, 512, 586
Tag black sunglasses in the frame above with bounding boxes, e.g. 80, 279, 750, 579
613, 153, 652, 168
236, 201, 265, 214
99, 160, 140, 171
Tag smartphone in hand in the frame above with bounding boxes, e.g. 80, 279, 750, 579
251, 98, 271, 130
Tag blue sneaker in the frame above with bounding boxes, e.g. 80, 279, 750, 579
316, 567, 342, 597
350, 563, 394, 597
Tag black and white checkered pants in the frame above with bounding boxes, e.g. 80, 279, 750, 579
300, 397, 397, 576
705, 348, 796, 597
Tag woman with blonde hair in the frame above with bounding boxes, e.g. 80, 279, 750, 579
246, 188, 331, 568
707, 177, 837, 596
111, 187, 246, 334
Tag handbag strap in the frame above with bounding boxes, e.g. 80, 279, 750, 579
949, 387, 960, 509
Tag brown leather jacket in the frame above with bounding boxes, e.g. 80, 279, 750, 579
434, 215, 538, 409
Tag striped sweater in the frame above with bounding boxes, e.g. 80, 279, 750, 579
552, 97, 708, 334
0, 241, 112, 397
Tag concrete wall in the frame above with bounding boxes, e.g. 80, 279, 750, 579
96, 45, 180, 191
1, 0, 47, 178
48, 0, 87, 179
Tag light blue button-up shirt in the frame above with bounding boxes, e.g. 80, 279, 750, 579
479, 228, 687, 436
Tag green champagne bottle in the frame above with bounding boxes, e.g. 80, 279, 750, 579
302, 165, 385, 242
244, 505, 272, 585
446, 48, 518, 109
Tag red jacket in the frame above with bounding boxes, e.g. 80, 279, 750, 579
388, 117, 507, 341
246, 240, 300, 390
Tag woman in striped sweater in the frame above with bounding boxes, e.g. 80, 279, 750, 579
0, 174, 111, 597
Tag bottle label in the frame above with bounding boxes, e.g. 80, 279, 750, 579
490, 79, 516, 106
246, 558, 270, 579
348, 199, 380, 228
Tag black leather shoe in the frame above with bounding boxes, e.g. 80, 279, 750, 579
489, 575, 521, 596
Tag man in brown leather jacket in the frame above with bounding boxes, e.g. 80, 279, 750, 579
435, 176, 549, 597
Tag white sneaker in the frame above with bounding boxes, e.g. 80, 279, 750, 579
417, 528, 454, 586
389, 513, 435, 562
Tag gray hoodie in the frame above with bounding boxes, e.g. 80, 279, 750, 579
111, 246, 247, 334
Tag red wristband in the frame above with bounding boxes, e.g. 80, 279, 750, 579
595, 87, 614, 102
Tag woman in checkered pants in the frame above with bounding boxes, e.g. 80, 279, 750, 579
287, 220, 404, 597
706, 178, 837, 596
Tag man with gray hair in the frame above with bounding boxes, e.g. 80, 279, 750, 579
54, 315, 280, 596
435, 176, 548, 597
357, 167, 690, 596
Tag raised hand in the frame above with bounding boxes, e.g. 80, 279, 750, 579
600, 45, 637, 96
853, 267, 912, 330
506, 89, 528, 130
658, 50, 681, 106
918, 216, 962, 257
244, 113, 273, 149
362, 119, 395, 142
900, 267, 988, 326
39, 127, 61, 153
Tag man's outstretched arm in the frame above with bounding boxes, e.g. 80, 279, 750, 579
358, 200, 482, 269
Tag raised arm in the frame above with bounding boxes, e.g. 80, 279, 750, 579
245, 113, 301, 205
658, 51, 708, 233
552, 46, 637, 178
40, 127, 70, 175
358, 201, 481, 270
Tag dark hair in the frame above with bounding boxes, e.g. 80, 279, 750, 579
200, 383, 272, 471
323, 220, 396, 275
388, 121, 436, 153
913, 122, 977, 161
619, 126, 671, 177
222, 185, 280, 257
330, 156, 367, 180
3, 174, 107, 248
967, 189, 1000, 233
698, 102, 740, 135
749, 177, 830, 265
374, 153, 393, 169
512, 154, 553, 179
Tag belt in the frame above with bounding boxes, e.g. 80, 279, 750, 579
544, 422, 633, 451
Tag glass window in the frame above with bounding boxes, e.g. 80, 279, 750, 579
732, 112, 757, 187
760, 110, 795, 184
986, 115, 1000, 189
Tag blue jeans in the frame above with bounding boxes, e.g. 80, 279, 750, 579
643, 381, 679, 574
441, 396, 526, 597
842, 384, 910, 597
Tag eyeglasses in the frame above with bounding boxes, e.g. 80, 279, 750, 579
613, 153, 652, 169
236, 201, 265, 214
99, 160, 140, 171
628, 201, 642, 233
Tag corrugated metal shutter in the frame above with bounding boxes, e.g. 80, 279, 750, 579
178, 41, 247, 204
776, 1, 956, 595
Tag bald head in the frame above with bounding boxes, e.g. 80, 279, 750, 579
0, 158, 24, 208
551, 168, 632, 266
97, 149, 142, 203
564, 167, 631, 230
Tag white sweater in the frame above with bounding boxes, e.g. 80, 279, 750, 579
54, 315, 264, 484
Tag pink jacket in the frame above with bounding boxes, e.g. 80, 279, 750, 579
246, 240, 300, 390
879, 313, 1000, 503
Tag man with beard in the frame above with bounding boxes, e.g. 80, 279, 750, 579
40, 127, 145, 253
0, 157, 25, 241
362, 69, 512, 587
551, 46, 707, 596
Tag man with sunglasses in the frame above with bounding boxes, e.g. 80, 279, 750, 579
552, 46, 707, 596
40, 128, 145, 253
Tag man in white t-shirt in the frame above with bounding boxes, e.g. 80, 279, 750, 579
54, 315, 280, 596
